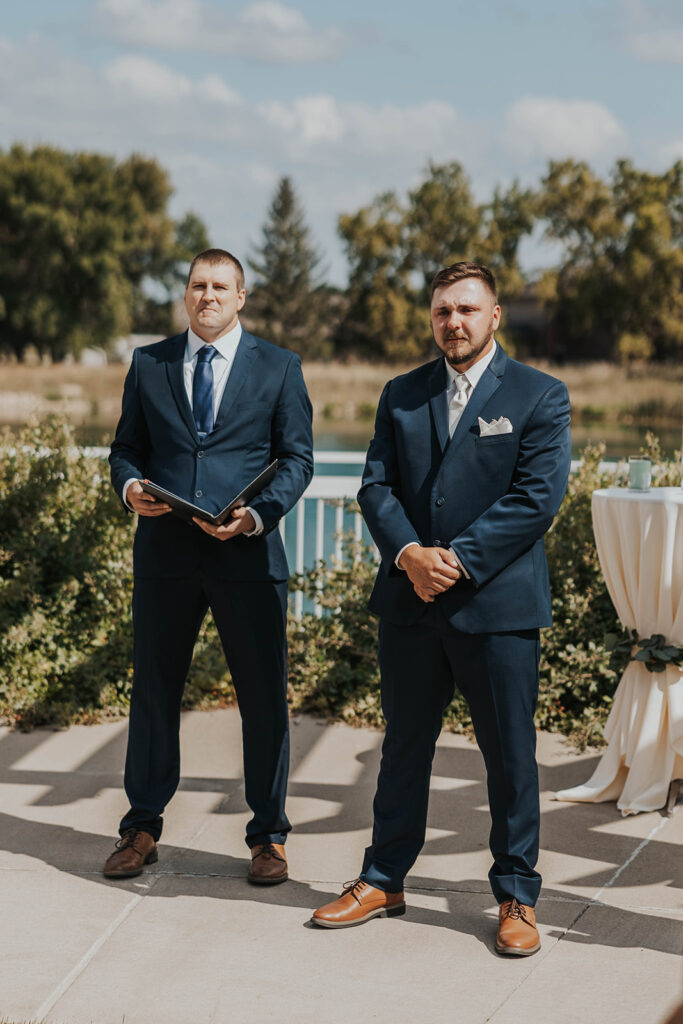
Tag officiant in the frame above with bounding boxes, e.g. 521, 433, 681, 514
312, 262, 571, 957
105, 248, 313, 886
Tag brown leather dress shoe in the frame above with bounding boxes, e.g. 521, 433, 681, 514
248, 842, 288, 885
495, 898, 541, 956
103, 829, 158, 879
311, 879, 406, 928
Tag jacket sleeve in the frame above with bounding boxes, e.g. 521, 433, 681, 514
247, 354, 314, 533
357, 381, 422, 574
108, 350, 150, 511
450, 379, 571, 587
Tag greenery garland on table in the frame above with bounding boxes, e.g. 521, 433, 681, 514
605, 629, 683, 675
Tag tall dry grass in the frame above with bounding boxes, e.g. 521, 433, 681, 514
0, 358, 681, 430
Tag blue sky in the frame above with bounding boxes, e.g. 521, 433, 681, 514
2, 0, 682, 284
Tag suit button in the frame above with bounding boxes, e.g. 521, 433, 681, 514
434, 539, 443, 547
197, 451, 205, 459
195, 490, 203, 498
436, 496, 445, 507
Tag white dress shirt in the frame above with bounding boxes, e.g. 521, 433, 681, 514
395, 341, 498, 575
123, 321, 263, 534
183, 322, 242, 418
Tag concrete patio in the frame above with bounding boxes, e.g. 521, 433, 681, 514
0, 708, 681, 1024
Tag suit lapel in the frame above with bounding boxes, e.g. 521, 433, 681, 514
445, 343, 508, 459
212, 330, 258, 433
428, 359, 449, 454
165, 331, 200, 442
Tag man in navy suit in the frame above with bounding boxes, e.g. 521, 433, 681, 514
312, 262, 570, 954
105, 249, 313, 885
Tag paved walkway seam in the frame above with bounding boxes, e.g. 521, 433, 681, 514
476, 814, 675, 1023
591, 816, 670, 901
33, 887, 149, 1021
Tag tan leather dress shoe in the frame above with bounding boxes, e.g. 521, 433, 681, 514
311, 879, 406, 928
103, 829, 158, 879
495, 898, 540, 956
248, 842, 288, 885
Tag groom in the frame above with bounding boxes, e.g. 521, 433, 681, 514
312, 262, 571, 955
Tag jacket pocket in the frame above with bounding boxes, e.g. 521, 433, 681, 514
474, 431, 517, 446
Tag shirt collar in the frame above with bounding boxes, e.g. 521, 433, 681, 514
445, 339, 497, 390
186, 320, 243, 361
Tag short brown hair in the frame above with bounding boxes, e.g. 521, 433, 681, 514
186, 248, 245, 291
430, 261, 497, 302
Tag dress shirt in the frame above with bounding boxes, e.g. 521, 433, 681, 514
183, 322, 242, 420
395, 341, 498, 576
123, 321, 263, 535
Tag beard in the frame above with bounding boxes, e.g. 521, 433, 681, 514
442, 318, 495, 369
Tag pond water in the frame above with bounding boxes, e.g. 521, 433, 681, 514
3, 420, 680, 461
315, 423, 681, 461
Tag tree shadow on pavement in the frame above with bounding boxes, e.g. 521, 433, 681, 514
0, 717, 680, 958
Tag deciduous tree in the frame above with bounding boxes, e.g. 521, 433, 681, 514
0, 145, 208, 360
537, 158, 683, 360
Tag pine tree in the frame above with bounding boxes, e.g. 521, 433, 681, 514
247, 177, 331, 358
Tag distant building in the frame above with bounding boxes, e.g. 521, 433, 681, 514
504, 284, 566, 362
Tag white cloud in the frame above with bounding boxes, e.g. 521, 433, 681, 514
96, 0, 347, 63
105, 56, 193, 101
258, 95, 462, 160
198, 74, 241, 106
259, 95, 345, 146
0, 36, 472, 282
104, 56, 239, 105
619, 0, 683, 62
502, 97, 626, 163
627, 29, 683, 63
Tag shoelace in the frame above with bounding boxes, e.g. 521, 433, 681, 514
252, 842, 285, 862
502, 898, 531, 923
114, 829, 145, 852
342, 879, 370, 904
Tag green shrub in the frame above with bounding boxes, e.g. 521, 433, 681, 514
288, 436, 680, 749
287, 549, 383, 726
0, 419, 679, 749
0, 417, 233, 729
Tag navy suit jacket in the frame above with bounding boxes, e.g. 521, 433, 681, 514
358, 345, 571, 633
109, 329, 313, 581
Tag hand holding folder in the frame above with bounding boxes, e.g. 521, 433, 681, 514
140, 460, 278, 526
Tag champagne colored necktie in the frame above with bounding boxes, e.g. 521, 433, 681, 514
193, 345, 217, 435
448, 374, 471, 437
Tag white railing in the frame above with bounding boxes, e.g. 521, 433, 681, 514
19, 446, 621, 619
282, 453, 367, 618
281, 455, 620, 618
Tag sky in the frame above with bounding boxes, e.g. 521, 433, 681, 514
1, 0, 682, 285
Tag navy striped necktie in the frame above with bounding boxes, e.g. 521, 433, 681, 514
193, 345, 217, 435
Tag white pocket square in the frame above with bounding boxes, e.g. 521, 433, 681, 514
478, 416, 513, 436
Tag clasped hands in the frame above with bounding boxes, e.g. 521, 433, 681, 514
126, 481, 255, 540
398, 545, 462, 603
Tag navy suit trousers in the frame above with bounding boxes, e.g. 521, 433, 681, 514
120, 574, 290, 847
361, 605, 542, 906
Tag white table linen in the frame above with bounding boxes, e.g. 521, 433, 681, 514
556, 487, 683, 815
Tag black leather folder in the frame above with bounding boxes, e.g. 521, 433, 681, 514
140, 460, 278, 525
